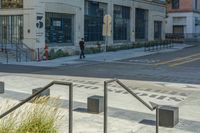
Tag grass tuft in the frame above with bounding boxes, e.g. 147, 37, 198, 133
0, 97, 63, 133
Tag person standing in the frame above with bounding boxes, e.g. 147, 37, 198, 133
79, 38, 85, 59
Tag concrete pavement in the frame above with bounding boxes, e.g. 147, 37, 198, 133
0, 43, 199, 132
0, 74, 200, 133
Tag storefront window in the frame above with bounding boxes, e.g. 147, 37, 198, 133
45, 13, 73, 45
113, 5, 130, 41
135, 8, 148, 40
84, 1, 107, 42
1, 0, 23, 8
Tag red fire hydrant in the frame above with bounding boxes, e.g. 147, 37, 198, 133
44, 44, 48, 60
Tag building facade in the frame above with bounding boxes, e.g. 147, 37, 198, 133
166, 0, 200, 38
0, 0, 165, 59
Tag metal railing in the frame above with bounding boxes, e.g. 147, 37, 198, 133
0, 81, 73, 133
144, 40, 173, 52
0, 41, 35, 63
104, 79, 159, 133
16, 42, 35, 62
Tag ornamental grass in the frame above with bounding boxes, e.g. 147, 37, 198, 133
0, 97, 63, 133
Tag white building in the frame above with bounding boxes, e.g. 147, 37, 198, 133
0, 0, 166, 60
166, 0, 200, 39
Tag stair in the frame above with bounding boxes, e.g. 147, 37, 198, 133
0, 43, 34, 63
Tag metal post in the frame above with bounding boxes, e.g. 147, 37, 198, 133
104, 36, 108, 62
105, 36, 107, 53
26, 51, 28, 62
104, 82, 108, 133
69, 84, 73, 133
156, 106, 159, 133
6, 50, 8, 64
37, 48, 40, 61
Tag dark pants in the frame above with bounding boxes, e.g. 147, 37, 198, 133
80, 49, 85, 59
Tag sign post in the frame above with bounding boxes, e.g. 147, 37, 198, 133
103, 14, 112, 52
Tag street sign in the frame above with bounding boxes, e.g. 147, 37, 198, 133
103, 15, 112, 37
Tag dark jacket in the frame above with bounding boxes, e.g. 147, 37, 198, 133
79, 41, 85, 50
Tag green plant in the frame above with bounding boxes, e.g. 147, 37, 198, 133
0, 115, 16, 133
48, 49, 69, 60
48, 48, 56, 60
0, 101, 17, 133
0, 97, 63, 133
85, 47, 101, 54
56, 49, 65, 57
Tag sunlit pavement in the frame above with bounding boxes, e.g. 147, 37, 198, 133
0, 43, 200, 132
0, 74, 200, 133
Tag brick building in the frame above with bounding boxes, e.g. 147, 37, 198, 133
166, 0, 200, 39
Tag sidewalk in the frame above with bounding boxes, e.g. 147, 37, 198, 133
4, 43, 191, 67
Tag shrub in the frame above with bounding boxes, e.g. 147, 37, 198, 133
48, 49, 69, 60
85, 47, 101, 54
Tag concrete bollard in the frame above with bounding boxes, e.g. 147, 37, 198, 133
87, 95, 104, 114
32, 88, 50, 98
0, 81, 5, 94
159, 106, 179, 128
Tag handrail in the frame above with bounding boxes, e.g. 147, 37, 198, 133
16, 43, 34, 62
104, 79, 159, 133
0, 81, 73, 133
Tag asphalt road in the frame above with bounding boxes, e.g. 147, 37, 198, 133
0, 44, 200, 85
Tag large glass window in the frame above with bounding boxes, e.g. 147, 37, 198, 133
0, 15, 23, 45
154, 21, 162, 40
172, 0, 179, 9
113, 5, 130, 41
45, 13, 73, 45
135, 8, 148, 40
0, 0, 23, 8
84, 1, 107, 42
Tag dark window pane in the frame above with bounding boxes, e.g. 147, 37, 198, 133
172, 0, 179, 9
135, 8, 148, 40
154, 21, 162, 40
113, 5, 130, 41
45, 12, 73, 44
84, 1, 106, 42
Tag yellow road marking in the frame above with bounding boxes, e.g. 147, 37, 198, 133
170, 56, 200, 67
155, 53, 200, 66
